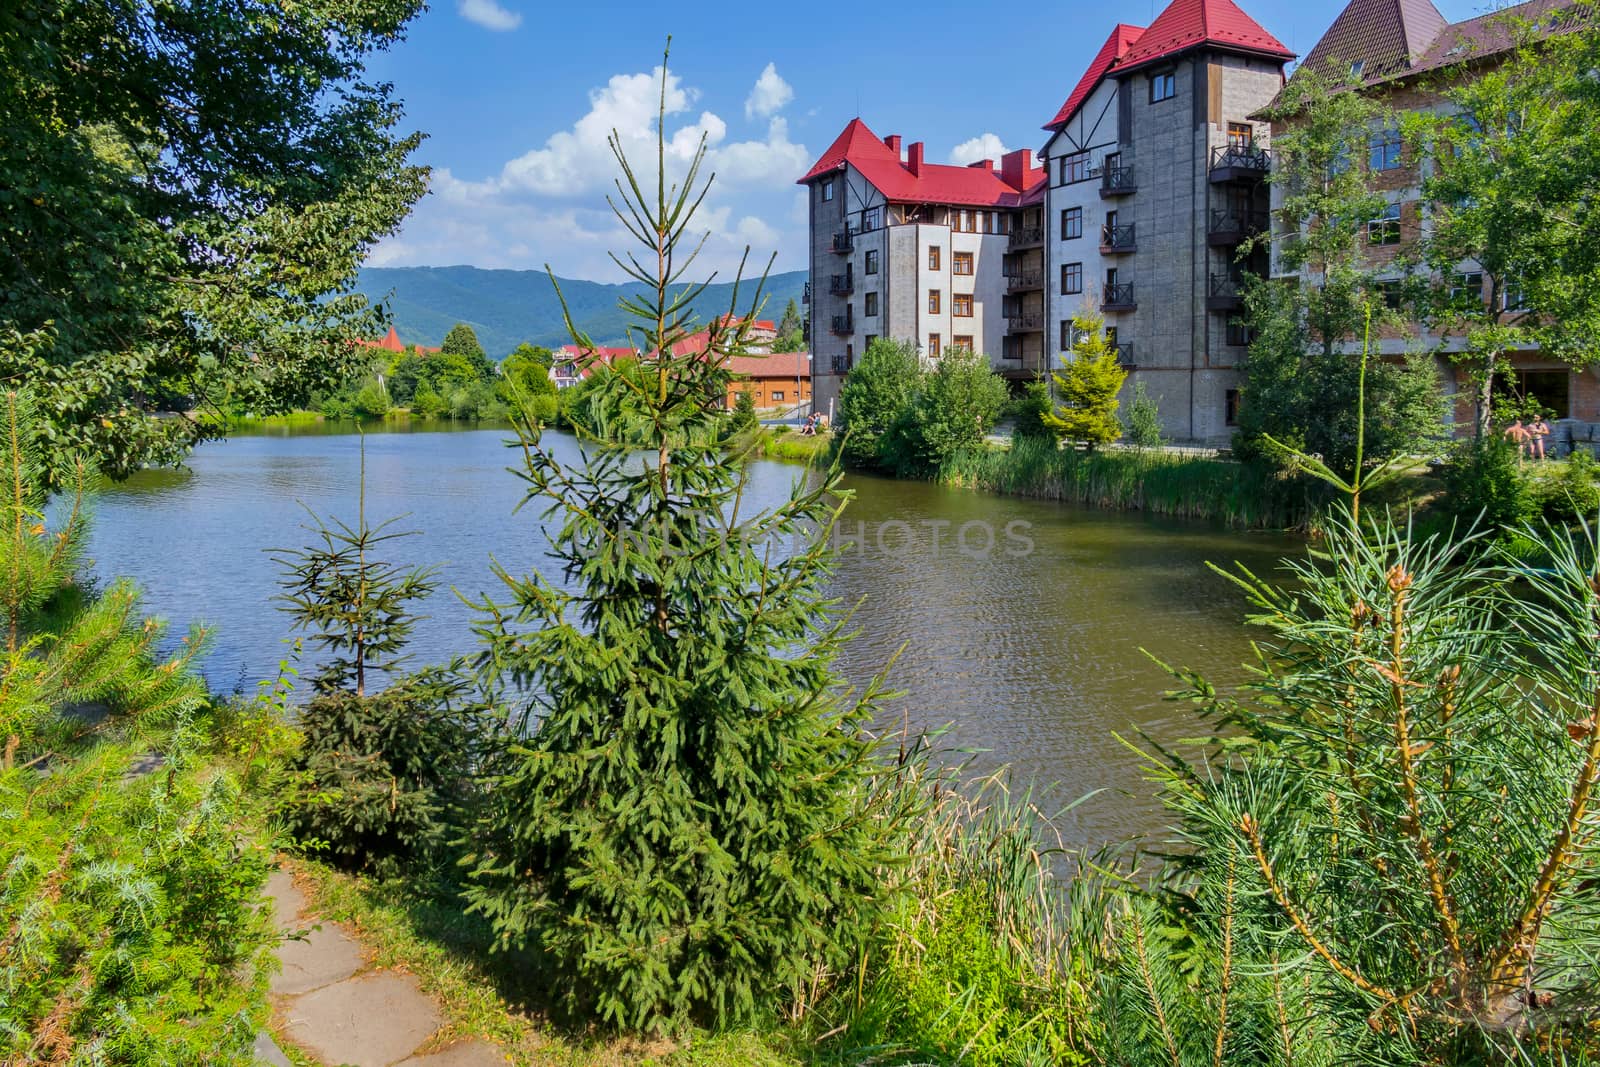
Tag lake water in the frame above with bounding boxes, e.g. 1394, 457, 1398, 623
87, 424, 1298, 851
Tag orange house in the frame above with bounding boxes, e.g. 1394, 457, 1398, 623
726, 351, 811, 411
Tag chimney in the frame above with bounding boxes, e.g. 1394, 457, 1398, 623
884, 134, 902, 155
1000, 148, 1034, 190
907, 141, 924, 176
967, 159, 994, 171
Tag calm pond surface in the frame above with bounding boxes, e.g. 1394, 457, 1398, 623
87, 424, 1298, 852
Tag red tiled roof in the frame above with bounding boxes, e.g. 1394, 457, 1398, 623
1045, 24, 1146, 131
1117, 0, 1294, 73
729, 352, 809, 379
796, 118, 1045, 208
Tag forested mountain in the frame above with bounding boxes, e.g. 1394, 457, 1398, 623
355, 265, 808, 358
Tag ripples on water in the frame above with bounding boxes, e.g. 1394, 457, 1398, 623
88, 427, 1298, 851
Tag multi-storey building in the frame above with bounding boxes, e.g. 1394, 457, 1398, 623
1039, 0, 1294, 442
1270, 0, 1594, 430
796, 122, 1045, 417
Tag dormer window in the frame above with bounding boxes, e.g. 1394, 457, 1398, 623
1348, 59, 1365, 80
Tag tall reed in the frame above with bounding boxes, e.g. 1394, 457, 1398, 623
939, 437, 1319, 529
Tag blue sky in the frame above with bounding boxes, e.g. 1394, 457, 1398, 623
367, 0, 1502, 281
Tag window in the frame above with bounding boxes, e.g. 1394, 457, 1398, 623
863, 206, 881, 230
1377, 279, 1405, 310
956, 210, 971, 233
928, 334, 941, 358
1150, 70, 1176, 103
1227, 122, 1253, 149
1368, 202, 1401, 245
1327, 145, 1352, 178
976, 211, 989, 234
1348, 59, 1365, 80
771, 391, 785, 402
1061, 262, 1083, 294
1105, 266, 1119, 289
1368, 127, 1403, 171
1061, 207, 1082, 240
865, 249, 879, 275
954, 334, 974, 350
953, 294, 973, 317
821, 180, 834, 202
928, 289, 941, 314
1450, 271, 1484, 307
865, 335, 877, 348
864, 291, 879, 317
1225, 317, 1254, 346
928, 246, 941, 271
1105, 326, 1118, 348
1061, 151, 1090, 184
1225, 389, 1240, 427
846, 343, 853, 366
953, 251, 974, 275
1502, 280, 1529, 312
1060, 320, 1074, 351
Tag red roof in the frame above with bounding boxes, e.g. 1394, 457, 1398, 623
1045, 24, 1146, 130
1117, 0, 1293, 72
796, 118, 1045, 208
729, 352, 809, 379
359, 327, 440, 354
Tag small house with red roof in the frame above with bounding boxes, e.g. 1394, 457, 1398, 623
797, 119, 1046, 415
1038, 0, 1293, 442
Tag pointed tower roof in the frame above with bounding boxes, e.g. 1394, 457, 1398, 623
1117, 0, 1294, 73
1301, 0, 1449, 82
1044, 24, 1146, 131
796, 118, 899, 184
375, 326, 404, 352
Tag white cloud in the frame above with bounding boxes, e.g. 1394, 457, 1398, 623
744, 63, 794, 120
949, 133, 1008, 166
458, 0, 521, 31
371, 65, 812, 281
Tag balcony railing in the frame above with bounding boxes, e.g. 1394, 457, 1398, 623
1111, 343, 1135, 370
1102, 282, 1136, 310
1207, 208, 1269, 245
802, 281, 811, 304
1008, 225, 1043, 248
830, 353, 851, 373
829, 314, 853, 335
1210, 143, 1271, 181
1099, 164, 1136, 197
1005, 270, 1042, 291
828, 273, 854, 295
831, 231, 854, 253
1100, 223, 1136, 253
1207, 272, 1244, 310
1006, 312, 1044, 332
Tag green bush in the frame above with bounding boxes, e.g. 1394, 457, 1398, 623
1438, 433, 1539, 530
884, 346, 1008, 477
1009, 379, 1054, 441
835, 338, 922, 470
1538, 447, 1600, 523
1121, 381, 1164, 448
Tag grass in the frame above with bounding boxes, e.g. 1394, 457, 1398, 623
755, 427, 834, 465
938, 435, 1321, 529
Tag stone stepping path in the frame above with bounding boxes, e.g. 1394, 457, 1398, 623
258, 865, 507, 1067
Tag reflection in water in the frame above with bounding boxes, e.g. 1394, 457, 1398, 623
88, 429, 1298, 852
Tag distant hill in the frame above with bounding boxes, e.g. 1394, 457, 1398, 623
354, 265, 809, 358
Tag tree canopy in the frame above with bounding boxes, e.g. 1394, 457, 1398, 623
0, 0, 427, 484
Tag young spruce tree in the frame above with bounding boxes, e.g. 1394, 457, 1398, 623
1045, 314, 1126, 448
461, 49, 899, 1033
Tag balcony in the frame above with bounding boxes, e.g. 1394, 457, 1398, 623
1207, 208, 1269, 246
831, 231, 853, 254
829, 314, 853, 335
1210, 143, 1271, 183
1207, 272, 1245, 311
1102, 282, 1136, 311
1100, 222, 1136, 254
830, 353, 851, 373
1006, 312, 1044, 332
802, 280, 811, 305
1008, 225, 1043, 249
1005, 269, 1042, 292
828, 273, 853, 296
1111, 343, 1135, 370
1099, 163, 1136, 198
